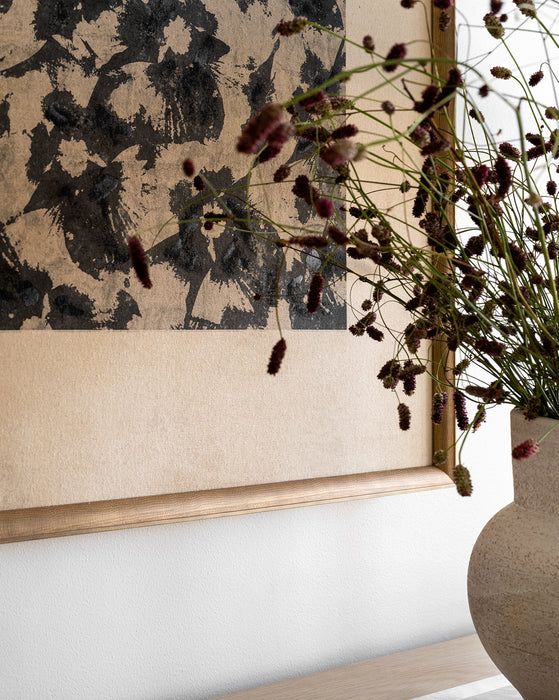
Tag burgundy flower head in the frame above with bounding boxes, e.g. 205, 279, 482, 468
315, 197, 334, 219
328, 226, 349, 245
362, 35, 375, 53
494, 154, 512, 198
320, 139, 359, 168
267, 338, 287, 375
273, 164, 291, 183
257, 122, 294, 163
440, 67, 463, 102
182, 158, 195, 177
384, 43, 407, 72
529, 70, 544, 86
432, 391, 448, 424
471, 164, 491, 188
307, 273, 324, 313
128, 236, 152, 290
301, 91, 330, 114
237, 103, 285, 154
331, 124, 359, 140
398, 403, 411, 431
512, 439, 540, 460
275, 17, 308, 36
454, 390, 469, 430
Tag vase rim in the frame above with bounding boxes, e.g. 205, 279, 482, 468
511, 407, 559, 424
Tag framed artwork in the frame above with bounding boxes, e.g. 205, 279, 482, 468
0, 0, 455, 543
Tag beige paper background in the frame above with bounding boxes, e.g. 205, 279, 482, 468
0, 330, 431, 509
0, 2, 433, 511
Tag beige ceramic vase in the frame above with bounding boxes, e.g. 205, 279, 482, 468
468, 409, 559, 699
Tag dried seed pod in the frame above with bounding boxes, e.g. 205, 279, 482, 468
484, 13, 504, 39
494, 155, 512, 198
403, 374, 417, 396
267, 338, 287, 375
398, 403, 411, 431
275, 17, 308, 36
432, 391, 448, 424
453, 464, 473, 497
499, 142, 520, 160
127, 236, 152, 289
328, 226, 349, 245
331, 124, 359, 139
273, 164, 291, 183
362, 35, 375, 53
182, 158, 195, 177
472, 405, 487, 432
366, 326, 384, 342
237, 103, 285, 154
307, 273, 324, 314
454, 390, 469, 430
490, 66, 512, 80
383, 43, 407, 72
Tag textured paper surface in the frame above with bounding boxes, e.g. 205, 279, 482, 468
0, 1, 433, 510
0, 0, 345, 330
0, 330, 431, 509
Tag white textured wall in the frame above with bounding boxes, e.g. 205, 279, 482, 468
0, 1, 529, 698
0, 407, 512, 700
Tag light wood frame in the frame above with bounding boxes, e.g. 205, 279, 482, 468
0, 4, 455, 545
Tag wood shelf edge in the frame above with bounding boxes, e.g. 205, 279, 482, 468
0, 466, 453, 544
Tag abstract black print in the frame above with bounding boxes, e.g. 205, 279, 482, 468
0, 0, 346, 329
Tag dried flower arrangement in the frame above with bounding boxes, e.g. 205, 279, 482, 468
130, 0, 559, 495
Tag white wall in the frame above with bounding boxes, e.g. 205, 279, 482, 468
1, 1, 533, 697
0, 407, 513, 700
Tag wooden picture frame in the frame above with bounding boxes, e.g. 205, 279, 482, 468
0, 2, 455, 544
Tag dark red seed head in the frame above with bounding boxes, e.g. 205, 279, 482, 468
512, 439, 540, 460
454, 390, 469, 430
331, 124, 359, 139
362, 35, 375, 52
273, 164, 291, 183
384, 43, 407, 72
398, 403, 411, 430
328, 225, 349, 245
315, 197, 334, 219
127, 236, 153, 289
275, 17, 308, 36
182, 158, 195, 177
307, 273, 324, 313
267, 338, 287, 375
529, 70, 544, 86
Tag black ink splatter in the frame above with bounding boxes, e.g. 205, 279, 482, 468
0, 228, 52, 328
1, 0, 346, 330
288, 0, 342, 26
46, 285, 98, 329
244, 41, 280, 111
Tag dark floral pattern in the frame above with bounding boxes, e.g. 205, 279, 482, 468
0, 0, 345, 329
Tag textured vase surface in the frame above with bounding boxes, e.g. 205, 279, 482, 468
468, 409, 559, 699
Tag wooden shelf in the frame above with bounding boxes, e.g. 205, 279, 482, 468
217, 635, 499, 700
